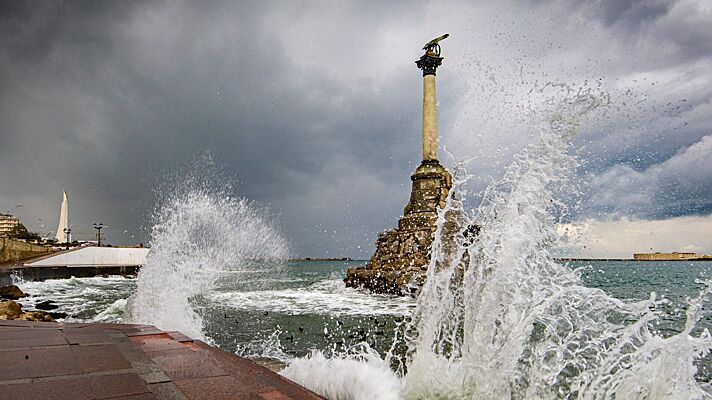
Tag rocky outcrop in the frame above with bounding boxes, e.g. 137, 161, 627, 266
345, 160, 453, 295
17, 310, 54, 322
0, 300, 54, 321
35, 300, 59, 310
0, 284, 26, 300
0, 300, 22, 319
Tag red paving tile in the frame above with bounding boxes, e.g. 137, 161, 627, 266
173, 375, 246, 400
144, 346, 194, 359
147, 345, 228, 381
130, 334, 188, 353
0, 321, 323, 400
166, 331, 193, 342
88, 373, 151, 399
0, 320, 59, 328
0, 327, 66, 340
0, 346, 82, 380
147, 381, 190, 399
260, 390, 295, 400
0, 329, 68, 349
73, 344, 132, 373
64, 331, 113, 346
0, 377, 94, 400
125, 328, 166, 337
112, 394, 158, 400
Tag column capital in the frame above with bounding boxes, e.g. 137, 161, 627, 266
416, 34, 448, 76
416, 54, 443, 76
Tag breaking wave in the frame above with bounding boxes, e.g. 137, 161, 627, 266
125, 157, 290, 339
282, 84, 712, 399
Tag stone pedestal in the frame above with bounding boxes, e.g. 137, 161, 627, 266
344, 160, 452, 295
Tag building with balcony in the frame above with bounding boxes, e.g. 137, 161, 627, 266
0, 214, 20, 236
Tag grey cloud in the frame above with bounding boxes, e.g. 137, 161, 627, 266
587, 134, 712, 219
595, 0, 671, 28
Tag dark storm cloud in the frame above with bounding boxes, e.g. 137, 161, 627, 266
1, 0, 710, 256
594, 0, 671, 28
0, 0, 427, 255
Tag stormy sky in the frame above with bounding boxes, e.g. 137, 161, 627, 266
1, 0, 710, 258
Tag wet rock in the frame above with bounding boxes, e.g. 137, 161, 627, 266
47, 311, 68, 319
17, 311, 54, 322
35, 300, 59, 310
0, 300, 55, 322
0, 300, 22, 319
0, 285, 26, 300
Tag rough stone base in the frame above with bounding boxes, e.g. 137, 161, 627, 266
345, 160, 452, 295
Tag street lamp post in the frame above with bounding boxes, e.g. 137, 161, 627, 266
93, 223, 104, 247
62, 227, 71, 250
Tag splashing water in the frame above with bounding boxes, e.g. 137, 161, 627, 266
283, 347, 402, 400
283, 84, 712, 399
125, 160, 290, 339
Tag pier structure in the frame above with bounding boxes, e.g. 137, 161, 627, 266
345, 35, 454, 295
633, 252, 712, 261
0, 247, 150, 286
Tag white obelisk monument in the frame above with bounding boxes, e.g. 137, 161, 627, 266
55, 191, 70, 243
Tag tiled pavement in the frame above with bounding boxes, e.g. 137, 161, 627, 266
0, 320, 323, 400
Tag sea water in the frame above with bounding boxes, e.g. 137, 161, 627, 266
14, 260, 712, 394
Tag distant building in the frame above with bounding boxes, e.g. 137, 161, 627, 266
0, 214, 20, 236
634, 252, 708, 261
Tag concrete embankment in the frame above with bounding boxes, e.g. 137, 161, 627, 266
1, 247, 150, 285
0, 237, 50, 263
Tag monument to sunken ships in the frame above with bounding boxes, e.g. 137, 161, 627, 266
345, 35, 455, 295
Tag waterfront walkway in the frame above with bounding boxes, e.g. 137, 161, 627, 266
0, 320, 322, 400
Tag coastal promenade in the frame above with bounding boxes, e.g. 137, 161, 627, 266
0, 320, 322, 400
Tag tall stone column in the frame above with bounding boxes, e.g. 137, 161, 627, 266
345, 34, 455, 296
416, 38, 445, 161
420, 66, 440, 160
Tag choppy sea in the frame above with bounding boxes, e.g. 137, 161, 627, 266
13, 259, 712, 363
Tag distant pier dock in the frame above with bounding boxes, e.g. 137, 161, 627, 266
0, 247, 149, 285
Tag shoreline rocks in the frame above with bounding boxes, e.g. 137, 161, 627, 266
0, 300, 54, 322
35, 300, 59, 310
0, 284, 26, 300
0, 300, 22, 319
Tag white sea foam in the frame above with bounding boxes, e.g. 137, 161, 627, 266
124, 158, 290, 339
94, 298, 129, 322
13, 275, 134, 322
282, 348, 402, 400
210, 279, 413, 317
